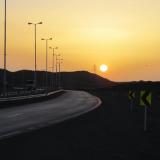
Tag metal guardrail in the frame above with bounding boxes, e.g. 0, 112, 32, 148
0, 90, 65, 107
0, 90, 63, 102
0, 89, 46, 98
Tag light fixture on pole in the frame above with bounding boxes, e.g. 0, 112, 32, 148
28, 21, 43, 89
41, 38, 52, 94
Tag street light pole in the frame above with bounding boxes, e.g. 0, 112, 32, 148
58, 58, 63, 89
41, 38, 52, 94
28, 22, 42, 89
34, 24, 37, 88
55, 54, 60, 90
49, 47, 58, 90
3, 0, 7, 97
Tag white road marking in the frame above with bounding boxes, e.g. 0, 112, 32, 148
7, 113, 24, 118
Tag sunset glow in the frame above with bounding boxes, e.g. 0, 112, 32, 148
0, 0, 160, 81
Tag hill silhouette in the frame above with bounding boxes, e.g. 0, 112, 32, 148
61, 71, 114, 89
0, 70, 115, 92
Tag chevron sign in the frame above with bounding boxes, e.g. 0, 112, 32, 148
140, 91, 152, 107
129, 91, 135, 100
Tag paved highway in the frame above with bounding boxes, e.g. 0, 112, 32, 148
0, 90, 101, 140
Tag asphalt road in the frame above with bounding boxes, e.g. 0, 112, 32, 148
1, 90, 160, 160
0, 90, 101, 139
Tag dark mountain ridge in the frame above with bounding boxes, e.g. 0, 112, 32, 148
0, 69, 115, 92
1, 69, 160, 92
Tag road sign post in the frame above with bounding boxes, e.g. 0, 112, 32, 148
130, 100, 133, 112
140, 91, 152, 131
144, 105, 147, 131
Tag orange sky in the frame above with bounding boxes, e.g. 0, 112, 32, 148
0, 0, 160, 81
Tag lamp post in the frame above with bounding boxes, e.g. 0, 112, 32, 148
56, 54, 63, 89
3, 0, 7, 97
58, 58, 63, 89
55, 54, 60, 90
41, 38, 52, 94
28, 21, 42, 89
49, 47, 58, 90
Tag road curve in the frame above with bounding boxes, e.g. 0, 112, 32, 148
0, 90, 101, 140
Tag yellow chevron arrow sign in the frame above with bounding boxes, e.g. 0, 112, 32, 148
129, 91, 136, 100
140, 91, 152, 107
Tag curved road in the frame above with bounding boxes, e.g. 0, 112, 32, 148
0, 90, 101, 140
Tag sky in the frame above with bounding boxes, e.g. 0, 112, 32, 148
0, 0, 160, 81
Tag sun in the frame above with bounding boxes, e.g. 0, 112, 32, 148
100, 64, 108, 72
